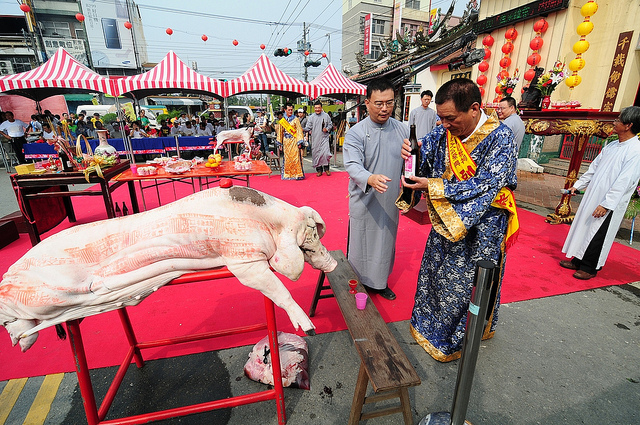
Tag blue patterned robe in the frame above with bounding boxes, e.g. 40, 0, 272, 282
410, 112, 517, 362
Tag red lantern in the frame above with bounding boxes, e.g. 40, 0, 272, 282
75, 13, 85, 22
533, 18, 549, 34
304, 50, 310, 56
529, 37, 544, 51
501, 42, 514, 54
499, 57, 512, 68
476, 75, 488, 86
232, 39, 238, 46
483, 48, 491, 60
322, 53, 327, 58
124, 21, 132, 30
482, 35, 494, 47
479, 87, 485, 97
478, 61, 489, 73
524, 69, 537, 81
201, 34, 208, 42
260, 44, 266, 50
166, 28, 173, 36
527, 53, 541, 66
505, 28, 518, 41
498, 70, 509, 80
19, 3, 31, 13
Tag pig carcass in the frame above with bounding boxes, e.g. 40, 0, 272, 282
0, 186, 337, 352
210, 127, 254, 152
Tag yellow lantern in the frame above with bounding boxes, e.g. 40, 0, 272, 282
565, 75, 582, 88
569, 58, 586, 72
577, 21, 594, 36
573, 40, 590, 54
581, 1, 598, 17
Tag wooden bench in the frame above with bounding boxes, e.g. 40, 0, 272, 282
309, 250, 421, 424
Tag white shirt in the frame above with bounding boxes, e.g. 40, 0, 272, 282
0, 119, 28, 137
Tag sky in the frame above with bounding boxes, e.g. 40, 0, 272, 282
3, 0, 464, 82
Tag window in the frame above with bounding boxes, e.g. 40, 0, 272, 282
11, 56, 33, 73
42, 21, 71, 38
367, 45, 382, 60
75, 27, 85, 40
372, 19, 385, 35
406, 0, 420, 8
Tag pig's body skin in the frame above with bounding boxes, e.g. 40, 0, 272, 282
212, 127, 254, 152
0, 186, 337, 352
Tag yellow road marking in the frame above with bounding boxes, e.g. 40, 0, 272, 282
0, 377, 28, 425
24, 373, 65, 425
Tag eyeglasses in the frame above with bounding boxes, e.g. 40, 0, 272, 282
371, 100, 395, 109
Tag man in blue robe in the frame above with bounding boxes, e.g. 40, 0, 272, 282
401, 78, 518, 361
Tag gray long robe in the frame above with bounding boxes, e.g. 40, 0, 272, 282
343, 117, 409, 289
305, 111, 333, 168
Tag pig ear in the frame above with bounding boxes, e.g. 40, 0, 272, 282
299, 206, 326, 238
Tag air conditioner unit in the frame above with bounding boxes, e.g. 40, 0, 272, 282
0, 60, 13, 75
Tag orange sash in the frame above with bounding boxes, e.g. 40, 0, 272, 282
447, 130, 519, 249
279, 117, 297, 137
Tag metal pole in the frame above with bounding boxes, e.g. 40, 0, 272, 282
419, 259, 497, 425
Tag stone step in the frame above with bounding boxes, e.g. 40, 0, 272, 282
543, 158, 590, 178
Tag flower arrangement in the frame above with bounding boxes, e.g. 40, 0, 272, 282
536, 61, 566, 96
496, 69, 520, 97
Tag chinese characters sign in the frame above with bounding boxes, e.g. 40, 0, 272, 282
600, 31, 634, 112
363, 13, 372, 56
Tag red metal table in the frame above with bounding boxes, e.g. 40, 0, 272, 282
67, 267, 286, 425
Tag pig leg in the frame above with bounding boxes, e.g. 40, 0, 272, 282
5, 319, 39, 352
226, 260, 315, 333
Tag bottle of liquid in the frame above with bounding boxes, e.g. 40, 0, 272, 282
122, 202, 129, 216
58, 150, 74, 172
398, 125, 420, 210
115, 203, 122, 218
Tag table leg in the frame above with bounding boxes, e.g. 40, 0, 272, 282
67, 320, 100, 425
348, 362, 368, 425
100, 181, 116, 218
127, 181, 140, 214
60, 185, 76, 222
20, 194, 41, 246
264, 297, 287, 425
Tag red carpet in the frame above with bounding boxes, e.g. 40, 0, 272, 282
1, 171, 639, 380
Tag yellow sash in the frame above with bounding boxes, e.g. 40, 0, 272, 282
447, 130, 519, 249
279, 117, 297, 137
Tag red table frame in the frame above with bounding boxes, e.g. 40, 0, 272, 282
66, 268, 286, 425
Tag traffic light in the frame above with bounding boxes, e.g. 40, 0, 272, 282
274, 48, 292, 57
304, 60, 321, 67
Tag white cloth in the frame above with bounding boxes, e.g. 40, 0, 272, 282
43, 130, 56, 140
502, 113, 525, 153
343, 117, 409, 289
562, 136, 640, 268
195, 126, 212, 136
408, 106, 438, 139
0, 119, 27, 137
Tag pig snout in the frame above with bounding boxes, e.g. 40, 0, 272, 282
303, 243, 336, 272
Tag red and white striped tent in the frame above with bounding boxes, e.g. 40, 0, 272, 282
226, 54, 313, 98
310, 63, 367, 98
0, 47, 115, 100
113, 51, 225, 98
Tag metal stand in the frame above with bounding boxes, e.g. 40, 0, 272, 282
419, 260, 498, 425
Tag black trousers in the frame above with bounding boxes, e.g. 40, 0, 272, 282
570, 212, 613, 275
10, 136, 27, 164
316, 165, 330, 173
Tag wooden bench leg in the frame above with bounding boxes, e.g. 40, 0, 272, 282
349, 362, 368, 425
399, 387, 412, 425
308, 270, 334, 317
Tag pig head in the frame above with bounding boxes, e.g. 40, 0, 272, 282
0, 186, 336, 352
210, 126, 254, 152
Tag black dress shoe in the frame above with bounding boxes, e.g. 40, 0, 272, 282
364, 286, 396, 300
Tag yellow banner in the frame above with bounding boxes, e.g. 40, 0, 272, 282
279, 117, 297, 137
446, 130, 519, 249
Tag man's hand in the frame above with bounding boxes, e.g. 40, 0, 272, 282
367, 174, 392, 193
400, 138, 420, 160
401, 175, 429, 190
592, 205, 608, 218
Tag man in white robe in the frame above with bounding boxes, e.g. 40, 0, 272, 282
305, 101, 333, 176
343, 79, 409, 300
561, 106, 640, 279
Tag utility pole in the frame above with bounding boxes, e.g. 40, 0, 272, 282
302, 22, 308, 82
325, 33, 331, 63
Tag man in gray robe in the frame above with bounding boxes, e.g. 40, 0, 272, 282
305, 100, 334, 176
343, 78, 409, 300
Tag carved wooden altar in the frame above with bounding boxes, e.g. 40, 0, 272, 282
521, 110, 618, 224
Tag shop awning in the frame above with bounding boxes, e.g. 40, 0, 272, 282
147, 97, 205, 106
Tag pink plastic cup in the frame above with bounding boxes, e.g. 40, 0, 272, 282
355, 292, 368, 310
